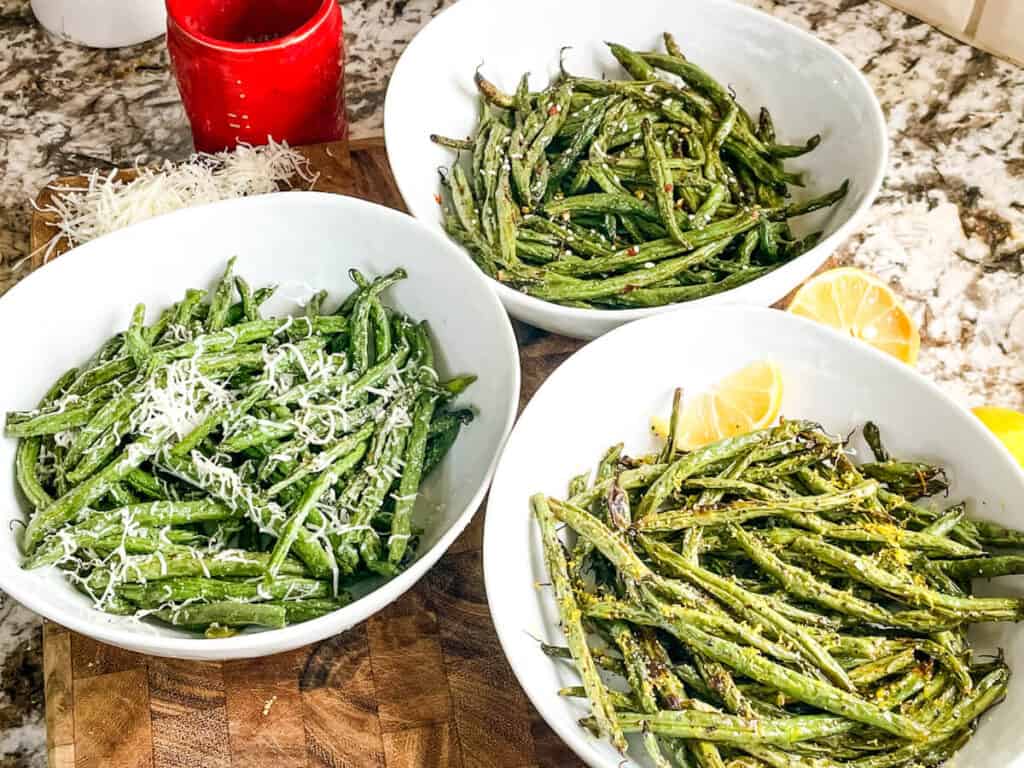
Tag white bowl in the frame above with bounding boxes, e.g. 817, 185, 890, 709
484, 306, 1024, 767
385, 0, 887, 339
31, 0, 166, 48
0, 192, 520, 660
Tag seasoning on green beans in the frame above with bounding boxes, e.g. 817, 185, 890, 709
5, 263, 476, 636
535, 415, 1016, 763
432, 37, 848, 310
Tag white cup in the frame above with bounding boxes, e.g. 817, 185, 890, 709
30, 0, 166, 48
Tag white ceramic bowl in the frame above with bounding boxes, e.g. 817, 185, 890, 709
0, 192, 520, 660
484, 306, 1024, 767
31, 0, 166, 48
385, 0, 887, 339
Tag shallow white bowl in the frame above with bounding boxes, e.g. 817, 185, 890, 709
0, 192, 520, 660
385, 0, 887, 339
484, 306, 1024, 767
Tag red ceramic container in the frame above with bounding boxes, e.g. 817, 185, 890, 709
166, 0, 346, 153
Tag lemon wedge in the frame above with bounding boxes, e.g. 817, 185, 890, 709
651, 361, 784, 451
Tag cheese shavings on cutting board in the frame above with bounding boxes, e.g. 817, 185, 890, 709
36, 140, 317, 261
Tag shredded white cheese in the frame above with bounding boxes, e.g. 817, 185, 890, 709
35, 140, 318, 262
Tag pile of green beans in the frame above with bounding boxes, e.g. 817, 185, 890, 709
533, 413, 1019, 766
5, 261, 475, 636
432, 34, 848, 310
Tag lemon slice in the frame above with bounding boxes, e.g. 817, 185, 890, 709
973, 406, 1024, 468
788, 267, 920, 365
651, 361, 784, 451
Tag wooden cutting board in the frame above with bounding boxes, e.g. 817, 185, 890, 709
32, 137, 589, 768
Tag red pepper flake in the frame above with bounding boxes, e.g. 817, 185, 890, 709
663, 183, 674, 193
433, 194, 442, 205
548, 104, 560, 116
626, 246, 640, 256
623, 284, 638, 294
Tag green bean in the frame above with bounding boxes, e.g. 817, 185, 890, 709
85, 500, 237, 527
154, 602, 286, 629
495, 164, 520, 268
522, 237, 742, 302
273, 597, 351, 624
266, 423, 373, 499
267, 446, 365, 577
523, 83, 573, 189
449, 163, 496, 275
473, 69, 517, 109
848, 667, 1007, 768
119, 576, 330, 606
25, 528, 202, 569
641, 535, 854, 692
5, 399, 105, 438
557, 512, 800, 664
607, 621, 659, 713
270, 334, 408, 408
731, 527, 954, 633
938, 555, 1024, 580
157, 453, 334, 580
549, 97, 612, 190
335, 407, 412, 573
637, 426, 779, 520
606, 267, 770, 308
768, 135, 821, 159
610, 710, 854, 746
389, 392, 438, 565
23, 437, 159, 553
124, 303, 150, 368
533, 494, 626, 752
771, 181, 850, 220
793, 536, 1024, 621
723, 138, 803, 187
643, 118, 690, 244
611, 598, 927, 740
206, 257, 237, 332
559, 686, 638, 711
16, 437, 51, 510
63, 380, 141, 471
969, 519, 1024, 548
430, 134, 475, 151
117, 550, 309, 582
233, 275, 256, 322
636, 481, 879, 532
171, 382, 270, 458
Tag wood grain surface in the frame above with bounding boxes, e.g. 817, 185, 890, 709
34, 138, 588, 768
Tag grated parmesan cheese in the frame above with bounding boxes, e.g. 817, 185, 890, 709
35, 140, 318, 262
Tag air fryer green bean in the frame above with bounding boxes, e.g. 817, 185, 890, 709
437, 37, 848, 309
533, 413, 1017, 763
5, 264, 475, 635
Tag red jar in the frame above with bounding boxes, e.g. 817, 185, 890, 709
166, 0, 346, 153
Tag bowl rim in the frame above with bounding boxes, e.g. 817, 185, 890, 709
481, 303, 1024, 768
0, 191, 522, 660
384, 0, 889, 329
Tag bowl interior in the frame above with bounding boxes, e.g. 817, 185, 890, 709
385, 0, 886, 337
484, 306, 1024, 768
0, 192, 519, 659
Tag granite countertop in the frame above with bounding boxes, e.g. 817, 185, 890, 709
0, 0, 1022, 764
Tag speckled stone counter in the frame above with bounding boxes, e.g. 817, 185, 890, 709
0, 0, 1021, 765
